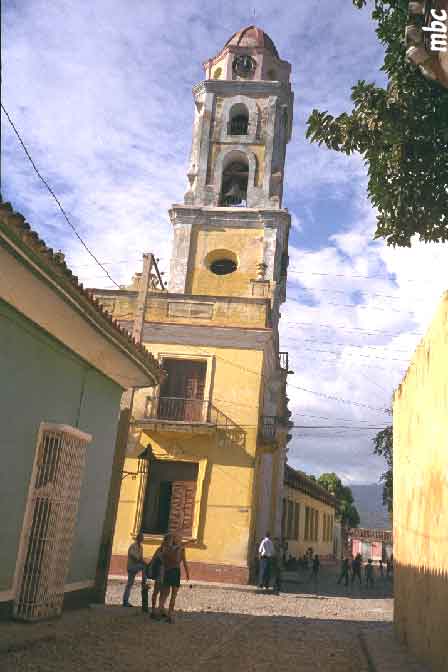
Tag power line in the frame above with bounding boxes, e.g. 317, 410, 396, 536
288, 298, 416, 315
281, 320, 423, 338
199, 350, 390, 415
1, 103, 121, 289
287, 268, 445, 285
293, 346, 409, 363
296, 338, 412, 354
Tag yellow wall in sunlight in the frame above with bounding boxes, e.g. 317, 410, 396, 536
393, 291, 448, 672
111, 342, 273, 582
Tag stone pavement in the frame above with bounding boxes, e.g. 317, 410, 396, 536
0, 566, 429, 671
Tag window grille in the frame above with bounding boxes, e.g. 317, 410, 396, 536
13, 423, 91, 621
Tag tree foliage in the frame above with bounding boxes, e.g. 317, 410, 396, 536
373, 425, 393, 512
317, 472, 360, 527
306, 0, 448, 246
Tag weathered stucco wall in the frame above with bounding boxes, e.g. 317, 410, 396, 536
393, 292, 448, 672
0, 299, 121, 603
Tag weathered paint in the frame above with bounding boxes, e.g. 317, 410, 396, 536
393, 291, 448, 672
0, 299, 122, 598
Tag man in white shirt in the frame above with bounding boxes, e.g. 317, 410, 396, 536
258, 532, 274, 589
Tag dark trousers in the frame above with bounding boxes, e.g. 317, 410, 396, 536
123, 562, 146, 605
351, 568, 362, 585
259, 557, 272, 588
337, 569, 349, 586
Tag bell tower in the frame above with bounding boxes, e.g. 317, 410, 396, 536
169, 26, 293, 323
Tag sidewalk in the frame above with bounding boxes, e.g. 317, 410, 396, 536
360, 629, 430, 672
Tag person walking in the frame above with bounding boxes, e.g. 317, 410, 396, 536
272, 538, 283, 595
379, 559, 384, 578
158, 533, 190, 624
310, 554, 320, 592
147, 541, 165, 619
365, 558, 375, 588
258, 532, 274, 589
386, 555, 393, 579
337, 557, 350, 587
122, 532, 147, 607
351, 553, 362, 585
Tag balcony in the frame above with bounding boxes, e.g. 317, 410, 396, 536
133, 396, 225, 435
279, 351, 289, 372
260, 416, 277, 442
227, 118, 248, 136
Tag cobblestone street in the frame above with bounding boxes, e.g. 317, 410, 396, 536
0, 567, 428, 671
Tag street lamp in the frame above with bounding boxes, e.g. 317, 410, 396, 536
122, 446, 152, 481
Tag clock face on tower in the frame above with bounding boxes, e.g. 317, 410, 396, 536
232, 54, 256, 78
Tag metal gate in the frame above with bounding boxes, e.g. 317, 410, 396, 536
13, 423, 91, 621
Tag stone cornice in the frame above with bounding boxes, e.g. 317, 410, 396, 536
192, 79, 292, 99
169, 204, 291, 228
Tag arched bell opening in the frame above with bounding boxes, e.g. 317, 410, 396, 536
220, 157, 249, 207
228, 103, 249, 136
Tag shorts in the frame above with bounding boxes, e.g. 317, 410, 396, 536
163, 567, 181, 588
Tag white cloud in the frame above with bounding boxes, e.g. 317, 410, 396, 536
3, 0, 448, 485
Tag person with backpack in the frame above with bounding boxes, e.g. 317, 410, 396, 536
146, 538, 165, 619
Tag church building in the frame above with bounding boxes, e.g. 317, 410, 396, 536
92, 26, 294, 583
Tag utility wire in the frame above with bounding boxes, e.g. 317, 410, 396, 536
287, 268, 445, 284
1, 103, 121, 289
281, 320, 423, 338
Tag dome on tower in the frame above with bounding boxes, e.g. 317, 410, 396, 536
224, 26, 279, 59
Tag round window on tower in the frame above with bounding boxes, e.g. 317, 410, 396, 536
205, 249, 238, 276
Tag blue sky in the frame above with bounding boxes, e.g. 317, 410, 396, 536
3, 0, 448, 484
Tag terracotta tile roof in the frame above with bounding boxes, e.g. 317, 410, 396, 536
284, 464, 337, 508
348, 527, 392, 543
0, 200, 162, 381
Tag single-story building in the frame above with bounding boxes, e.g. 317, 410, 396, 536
282, 465, 337, 560
0, 201, 162, 621
348, 527, 392, 562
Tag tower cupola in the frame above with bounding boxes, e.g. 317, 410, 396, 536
203, 26, 291, 84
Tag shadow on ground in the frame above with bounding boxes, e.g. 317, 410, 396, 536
0, 607, 386, 672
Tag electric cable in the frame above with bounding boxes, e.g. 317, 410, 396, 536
1, 103, 121, 289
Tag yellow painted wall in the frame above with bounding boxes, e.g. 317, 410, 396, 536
113, 342, 265, 569
144, 294, 268, 328
393, 292, 448, 672
283, 485, 336, 559
187, 226, 264, 297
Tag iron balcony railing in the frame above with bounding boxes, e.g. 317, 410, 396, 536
279, 351, 289, 371
144, 396, 212, 424
227, 119, 248, 135
261, 416, 277, 442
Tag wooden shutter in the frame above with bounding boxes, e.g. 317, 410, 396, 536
168, 480, 196, 537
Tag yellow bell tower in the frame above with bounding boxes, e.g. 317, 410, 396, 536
169, 25, 293, 325
97, 27, 294, 585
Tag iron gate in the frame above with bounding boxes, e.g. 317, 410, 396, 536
13, 423, 91, 621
